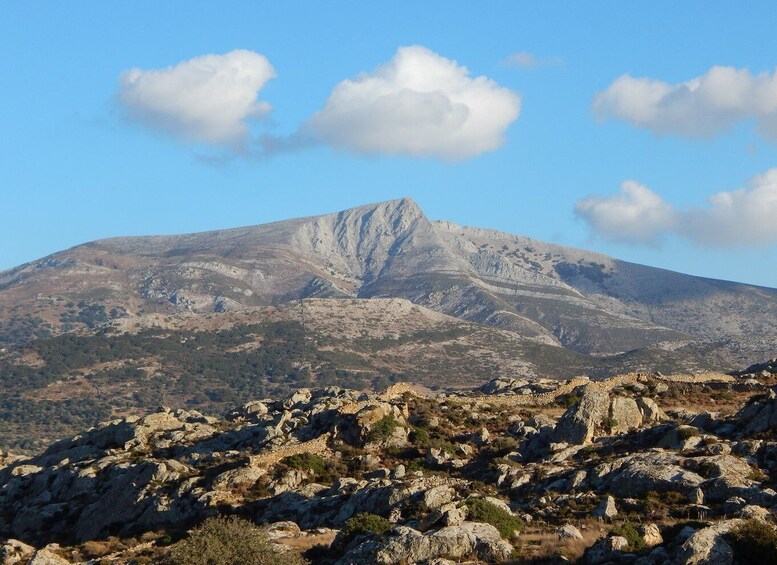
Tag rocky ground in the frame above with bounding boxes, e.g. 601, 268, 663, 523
2, 359, 777, 564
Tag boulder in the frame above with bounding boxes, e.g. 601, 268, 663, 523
673, 519, 742, 565
610, 396, 643, 433
592, 495, 618, 520
0, 539, 36, 564
553, 385, 610, 445
339, 522, 513, 564
27, 549, 72, 565
640, 523, 663, 547
558, 524, 584, 540
603, 451, 704, 498
637, 397, 669, 425
584, 535, 629, 564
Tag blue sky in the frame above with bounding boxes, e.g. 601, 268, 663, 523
2, 2, 777, 287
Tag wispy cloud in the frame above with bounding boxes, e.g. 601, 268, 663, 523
502, 51, 563, 70
575, 169, 777, 248
593, 66, 777, 141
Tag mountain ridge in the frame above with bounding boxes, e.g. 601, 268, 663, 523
1, 197, 775, 358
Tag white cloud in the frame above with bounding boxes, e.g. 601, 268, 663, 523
574, 181, 678, 245
306, 46, 521, 160
502, 52, 563, 69
576, 169, 777, 248
118, 50, 276, 147
682, 168, 777, 247
593, 66, 777, 141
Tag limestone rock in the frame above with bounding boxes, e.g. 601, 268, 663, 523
610, 396, 643, 433
673, 519, 742, 565
592, 495, 618, 520
0, 539, 36, 565
339, 522, 513, 565
558, 524, 584, 540
553, 385, 610, 445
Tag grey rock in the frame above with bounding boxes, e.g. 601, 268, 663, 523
673, 519, 742, 565
553, 385, 610, 445
610, 396, 643, 433
592, 495, 618, 520
558, 524, 584, 540
340, 522, 513, 565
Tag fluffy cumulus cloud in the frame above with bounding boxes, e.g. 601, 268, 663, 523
574, 181, 678, 245
682, 168, 777, 247
576, 169, 777, 248
118, 50, 276, 147
306, 46, 521, 160
593, 66, 777, 141
502, 51, 563, 69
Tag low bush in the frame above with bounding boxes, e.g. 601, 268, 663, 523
367, 415, 400, 444
725, 519, 777, 562
610, 521, 646, 551
167, 516, 305, 565
463, 498, 523, 539
342, 513, 391, 538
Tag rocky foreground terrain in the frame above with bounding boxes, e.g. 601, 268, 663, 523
3, 359, 777, 563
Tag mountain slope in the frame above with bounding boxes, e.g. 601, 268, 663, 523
2, 197, 774, 359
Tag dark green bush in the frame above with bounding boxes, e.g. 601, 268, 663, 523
283, 453, 328, 475
726, 519, 777, 562
343, 513, 391, 538
677, 426, 701, 440
167, 516, 306, 565
409, 426, 430, 445
367, 415, 400, 444
463, 498, 523, 539
611, 521, 646, 551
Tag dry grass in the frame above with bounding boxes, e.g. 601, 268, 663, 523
514, 522, 605, 562
276, 531, 338, 551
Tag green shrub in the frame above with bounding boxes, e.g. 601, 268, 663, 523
409, 426, 430, 445
367, 415, 400, 444
725, 519, 777, 562
611, 521, 646, 551
558, 394, 581, 408
167, 516, 305, 565
677, 426, 701, 440
488, 436, 519, 457
463, 498, 523, 539
279, 452, 345, 485
600, 416, 618, 432
283, 453, 328, 475
343, 513, 391, 538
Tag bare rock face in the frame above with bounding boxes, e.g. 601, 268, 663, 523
592, 495, 618, 520
338, 522, 513, 565
610, 396, 643, 433
27, 549, 71, 565
637, 397, 670, 425
735, 387, 777, 435
552, 385, 610, 445
601, 451, 705, 498
673, 519, 742, 565
0, 538, 36, 564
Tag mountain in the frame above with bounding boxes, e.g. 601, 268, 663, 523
2, 197, 775, 355
1, 198, 776, 450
